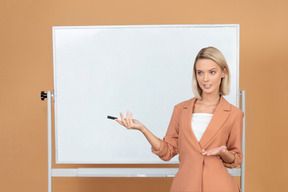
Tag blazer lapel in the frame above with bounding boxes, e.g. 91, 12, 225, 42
183, 98, 202, 153
183, 95, 231, 153
199, 95, 231, 149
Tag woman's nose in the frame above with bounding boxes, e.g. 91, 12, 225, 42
204, 73, 209, 81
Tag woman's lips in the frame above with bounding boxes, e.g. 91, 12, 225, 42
203, 84, 212, 89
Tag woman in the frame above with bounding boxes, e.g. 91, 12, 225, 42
115, 46, 244, 192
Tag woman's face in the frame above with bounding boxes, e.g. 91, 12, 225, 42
195, 59, 226, 95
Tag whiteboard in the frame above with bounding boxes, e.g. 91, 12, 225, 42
52, 24, 239, 164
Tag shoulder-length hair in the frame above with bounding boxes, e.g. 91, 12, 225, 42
192, 46, 231, 99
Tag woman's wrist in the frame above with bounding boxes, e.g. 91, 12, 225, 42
139, 125, 147, 132
219, 146, 234, 163
218, 146, 228, 157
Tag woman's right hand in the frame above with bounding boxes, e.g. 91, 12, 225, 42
115, 111, 161, 153
115, 111, 145, 131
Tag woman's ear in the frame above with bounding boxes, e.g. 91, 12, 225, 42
221, 68, 227, 78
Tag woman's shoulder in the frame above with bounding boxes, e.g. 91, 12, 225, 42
173, 97, 195, 109
226, 99, 245, 118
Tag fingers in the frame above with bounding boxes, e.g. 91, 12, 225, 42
202, 148, 221, 156
120, 112, 127, 127
202, 149, 208, 155
202, 148, 213, 156
129, 112, 133, 125
126, 111, 130, 128
115, 119, 124, 126
119, 111, 132, 129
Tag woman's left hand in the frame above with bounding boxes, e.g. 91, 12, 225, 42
202, 145, 227, 156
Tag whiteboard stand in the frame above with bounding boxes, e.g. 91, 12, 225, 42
41, 90, 246, 192
240, 90, 246, 192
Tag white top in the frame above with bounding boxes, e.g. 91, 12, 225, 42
191, 113, 213, 142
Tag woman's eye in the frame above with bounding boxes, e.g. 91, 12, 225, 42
197, 72, 202, 75
210, 71, 216, 74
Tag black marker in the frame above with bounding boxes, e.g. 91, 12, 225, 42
107, 115, 118, 120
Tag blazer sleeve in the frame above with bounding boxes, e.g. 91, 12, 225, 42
151, 105, 179, 161
223, 110, 245, 168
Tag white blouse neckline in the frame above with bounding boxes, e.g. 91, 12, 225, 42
192, 113, 213, 115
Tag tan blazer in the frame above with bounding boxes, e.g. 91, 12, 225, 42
152, 95, 244, 192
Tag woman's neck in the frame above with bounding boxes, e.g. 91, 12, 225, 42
198, 93, 221, 105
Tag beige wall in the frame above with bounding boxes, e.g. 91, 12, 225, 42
1, 0, 287, 191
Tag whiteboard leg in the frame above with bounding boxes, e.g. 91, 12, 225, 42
47, 91, 52, 192
240, 90, 245, 192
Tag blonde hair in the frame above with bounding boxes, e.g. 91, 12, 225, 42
192, 46, 230, 99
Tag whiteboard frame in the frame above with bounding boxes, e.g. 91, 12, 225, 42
52, 24, 240, 164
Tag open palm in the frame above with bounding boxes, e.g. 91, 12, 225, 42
115, 111, 144, 131
202, 146, 227, 156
